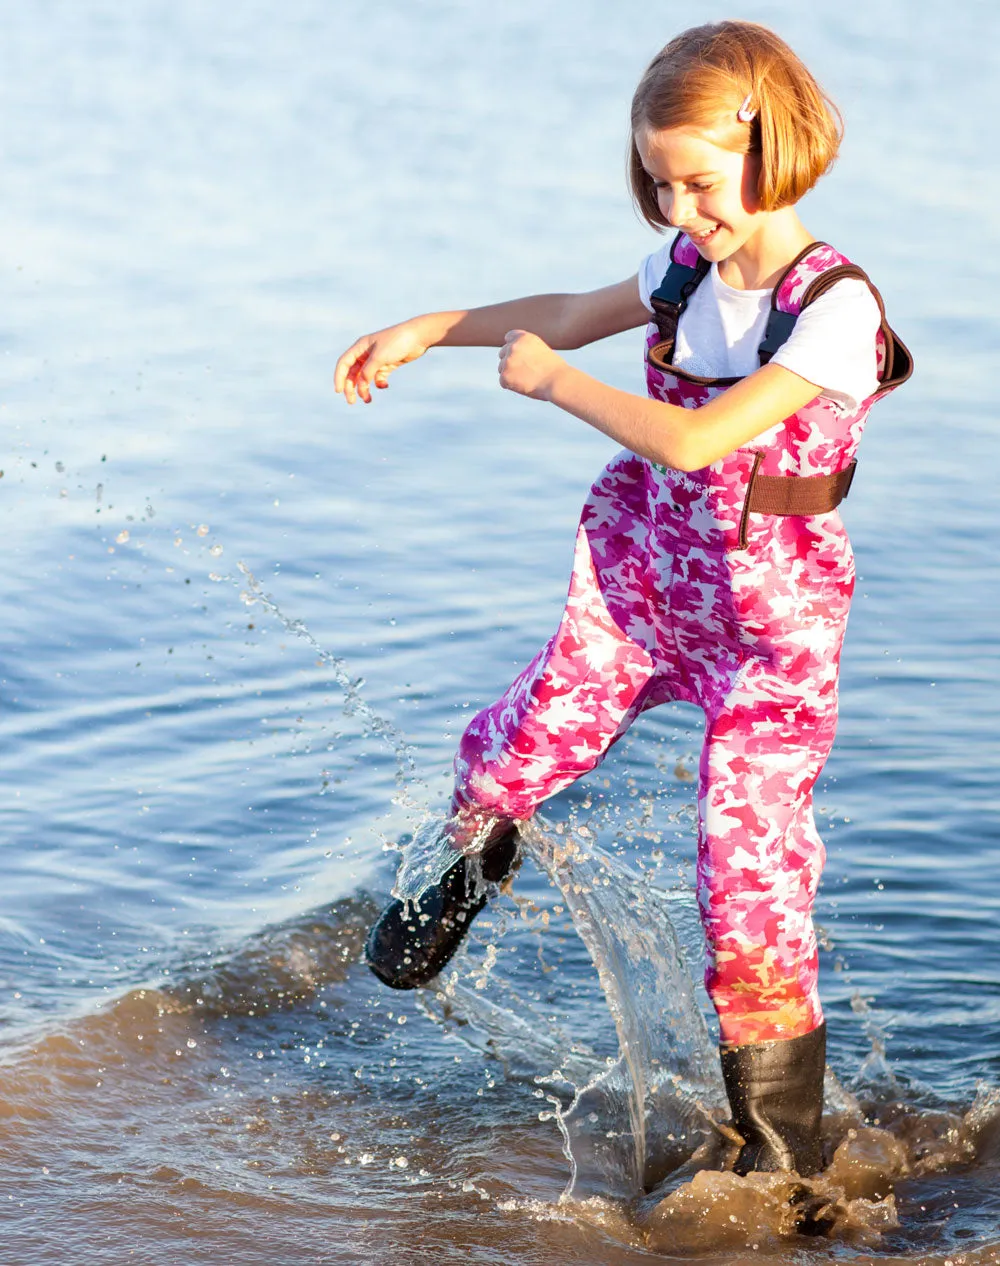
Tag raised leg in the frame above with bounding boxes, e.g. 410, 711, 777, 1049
367, 520, 662, 988
451, 520, 660, 830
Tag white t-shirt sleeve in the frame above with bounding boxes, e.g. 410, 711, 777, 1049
637, 241, 674, 312
770, 279, 882, 411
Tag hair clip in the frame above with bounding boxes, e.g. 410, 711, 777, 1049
737, 93, 756, 123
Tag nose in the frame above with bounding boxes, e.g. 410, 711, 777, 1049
663, 187, 697, 229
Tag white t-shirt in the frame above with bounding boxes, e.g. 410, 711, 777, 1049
638, 241, 882, 411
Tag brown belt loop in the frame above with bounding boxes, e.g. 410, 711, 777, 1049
733, 458, 857, 551
737, 451, 764, 550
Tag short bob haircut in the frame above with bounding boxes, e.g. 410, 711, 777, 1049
629, 21, 843, 229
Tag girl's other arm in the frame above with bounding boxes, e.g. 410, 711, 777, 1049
499, 330, 823, 472
334, 277, 648, 404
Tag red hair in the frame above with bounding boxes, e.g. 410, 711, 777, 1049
629, 22, 843, 228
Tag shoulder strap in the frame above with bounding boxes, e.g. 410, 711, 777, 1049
648, 234, 710, 345
756, 240, 832, 366
648, 236, 829, 365
757, 308, 798, 364
648, 237, 914, 396
760, 246, 914, 392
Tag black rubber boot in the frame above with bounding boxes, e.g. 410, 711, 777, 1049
719, 1022, 826, 1177
364, 824, 520, 990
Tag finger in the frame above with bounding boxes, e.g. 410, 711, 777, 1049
357, 340, 386, 391
343, 350, 371, 404
344, 355, 368, 405
334, 339, 370, 394
358, 358, 378, 403
335, 354, 358, 397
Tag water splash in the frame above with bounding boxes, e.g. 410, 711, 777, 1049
390, 813, 459, 904
390, 810, 519, 907
420, 814, 724, 1200
236, 560, 425, 809
850, 988, 899, 1091
523, 819, 723, 1196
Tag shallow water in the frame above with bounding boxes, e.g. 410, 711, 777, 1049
1, 1, 998, 1262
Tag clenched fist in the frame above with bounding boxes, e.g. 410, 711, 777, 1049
498, 330, 567, 401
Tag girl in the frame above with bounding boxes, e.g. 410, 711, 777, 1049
334, 21, 911, 1178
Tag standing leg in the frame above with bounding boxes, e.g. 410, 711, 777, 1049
698, 658, 839, 1173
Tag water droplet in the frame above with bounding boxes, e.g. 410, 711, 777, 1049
197, 524, 209, 537
116, 530, 129, 544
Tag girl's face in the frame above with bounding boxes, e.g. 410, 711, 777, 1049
636, 123, 766, 265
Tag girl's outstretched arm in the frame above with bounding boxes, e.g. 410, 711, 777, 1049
499, 330, 825, 472
334, 278, 648, 404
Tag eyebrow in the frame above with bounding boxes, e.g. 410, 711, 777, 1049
644, 169, 720, 183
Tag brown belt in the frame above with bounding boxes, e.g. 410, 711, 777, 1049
736, 454, 856, 549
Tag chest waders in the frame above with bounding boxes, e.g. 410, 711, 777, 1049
366, 233, 912, 1177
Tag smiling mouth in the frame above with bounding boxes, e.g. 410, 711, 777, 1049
689, 224, 721, 245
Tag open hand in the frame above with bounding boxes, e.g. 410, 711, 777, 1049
334, 322, 430, 405
498, 330, 567, 401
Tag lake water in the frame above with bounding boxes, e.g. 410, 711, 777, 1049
1, 1, 998, 1262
